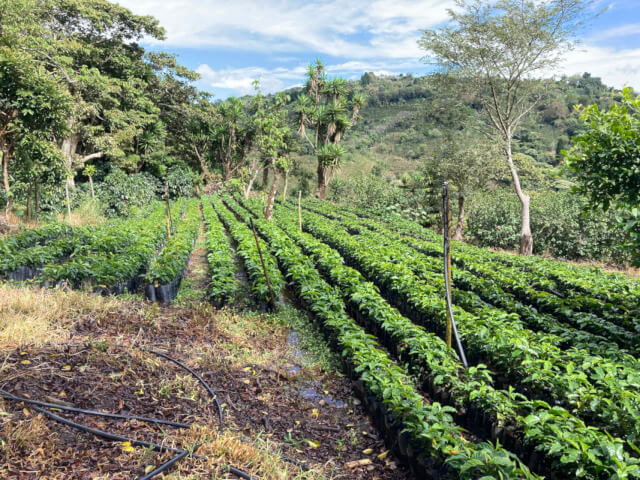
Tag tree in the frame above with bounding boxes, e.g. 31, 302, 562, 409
564, 87, 640, 265
215, 97, 253, 182
419, 0, 595, 255
253, 89, 293, 220
83, 164, 96, 198
294, 59, 364, 199
22, 0, 175, 186
0, 48, 69, 215
426, 133, 502, 240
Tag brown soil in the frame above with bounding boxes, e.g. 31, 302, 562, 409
0, 293, 409, 479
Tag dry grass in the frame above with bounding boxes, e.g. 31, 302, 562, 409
0, 284, 119, 349
160, 425, 325, 480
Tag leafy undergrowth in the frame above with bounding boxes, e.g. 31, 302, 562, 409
0, 282, 408, 479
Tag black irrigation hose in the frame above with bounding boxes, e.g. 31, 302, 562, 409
29, 405, 259, 480
146, 348, 223, 431
30, 405, 192, 456
138, 445, 198, 480
0, 388, 190, 428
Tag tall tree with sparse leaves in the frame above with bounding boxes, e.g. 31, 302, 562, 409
419, 0, 596, 255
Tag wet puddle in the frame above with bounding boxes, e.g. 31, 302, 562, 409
287, 331, 345, 408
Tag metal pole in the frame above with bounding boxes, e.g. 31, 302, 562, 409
443, 180, 468, 368
443, 181, 452, 348
249, 217, 276, 306
298, 190, 302, 232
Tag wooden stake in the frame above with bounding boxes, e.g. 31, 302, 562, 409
164, 182, 172, 238
65, 181, 72, 223
298, 190, 302, 232
442, 179, 468, 368
250, 217, 276, 306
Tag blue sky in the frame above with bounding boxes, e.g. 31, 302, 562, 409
116, 0, 640, 99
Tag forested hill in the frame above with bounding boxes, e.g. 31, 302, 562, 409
286, 71, 616, 182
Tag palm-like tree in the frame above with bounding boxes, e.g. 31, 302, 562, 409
323, 78, 348, 103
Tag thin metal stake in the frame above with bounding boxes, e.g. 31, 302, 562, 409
298, 190, 302, 232
443, 180, 468, 368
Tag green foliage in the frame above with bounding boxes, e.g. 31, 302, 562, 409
165, 165, 197, 199
146, 198, 200, 285
465, 190, 629, 262
565, 87, 640, 265
97, 167, 158, 216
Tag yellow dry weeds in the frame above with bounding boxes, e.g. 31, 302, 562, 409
0, 284, 118, 348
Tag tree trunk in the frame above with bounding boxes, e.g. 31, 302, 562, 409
89, 176, 95, 199
282, 170, 289, 203
193, 144, 211, 184
316, 164, 328, 200
505, 136, 533, 255
2, 146, 11, 215
262, 167, 269, 188
264, 168, 281, 221
244, 168, 261, 200
453, 194, 465, 241
61, 131, 80, 188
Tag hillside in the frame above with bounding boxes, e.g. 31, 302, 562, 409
286, 71, 616, 189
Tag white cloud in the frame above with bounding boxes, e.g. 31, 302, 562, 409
559, 44, 640, 89
196, 64, 306, 95
589, 23, 640, 41
115, 0, 454, 59
196, 59, 426, 96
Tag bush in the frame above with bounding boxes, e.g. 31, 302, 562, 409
164, 165, 197, 199
97, 167, 159, 216
465, 189, 630, 263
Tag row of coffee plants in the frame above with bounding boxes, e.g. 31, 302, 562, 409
0, 213, 145, 281
297, 199, 639, 349
298, 200, 640, 318
0, 222, 74, 255
302, 197, 640, 319
291, 205, 640, 444
353, 224, 639, 357
379, 228, 639, 344
144, 198, 201, 302
222, 197, 538, 480
231, 196, 640, 479
202, 196, 239, 307
37, 200, 185, 293
210, 197, 284, 307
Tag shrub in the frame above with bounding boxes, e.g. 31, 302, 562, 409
465, 189, 630, 263
97, 167, 158, 216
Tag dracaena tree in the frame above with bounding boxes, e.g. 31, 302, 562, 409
419, 0, 596, 255
215, 97, 253, 182
253, 88, 294, 220
294, 59, 364, 199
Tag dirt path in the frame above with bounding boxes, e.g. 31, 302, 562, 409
174, 224, 210, 306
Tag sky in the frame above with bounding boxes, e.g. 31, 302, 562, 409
115, 0, 640, 99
